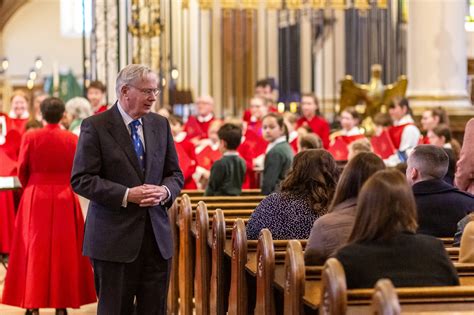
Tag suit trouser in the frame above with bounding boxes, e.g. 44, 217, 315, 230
91, 215, 171, 315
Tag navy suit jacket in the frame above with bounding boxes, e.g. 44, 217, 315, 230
71, 104, 183, 262
413, 179, 474, 237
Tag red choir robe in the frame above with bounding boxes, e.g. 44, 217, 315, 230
242, 105, 278, 123
195, 142, 222, 171
1, 124, 96, 309
8, 118, 29, 135
371, 129, 397, 159
94, 104, 108, 114
247, 118, 263, 137
388, 123, 415, 149
288, 131, 299, 154
238, 130, 268, 189
0, 145, 17, 254
184, 115, 215, 141
174, 133, 197, 189
296, 115, 330, 149
328, 134, 366, 161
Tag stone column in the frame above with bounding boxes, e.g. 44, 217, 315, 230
407, 0, 472, 112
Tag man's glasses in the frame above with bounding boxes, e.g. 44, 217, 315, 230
128, 85, 161, 97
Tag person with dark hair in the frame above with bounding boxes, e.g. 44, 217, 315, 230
205, 123, 246, 196
406, 145, 474, 237
296, 93, 330, 148
2, 97, 96, 315
243, 79, 278, 123
427, 124, 461, 184
386, 97, 420, 165
261, 113, 294, 195
305, 152, 385, 265
87, 80, 108, 114
336, 169, 459, 289
420, 107, 449, 143
247, 149, 339, 240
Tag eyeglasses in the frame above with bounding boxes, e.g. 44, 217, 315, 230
128, 85, 161, 97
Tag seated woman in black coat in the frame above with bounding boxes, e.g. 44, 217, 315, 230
246, 149, 339, 240
335, 169, 459, 289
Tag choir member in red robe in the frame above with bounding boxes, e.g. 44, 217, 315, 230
87, 80, 108, 114
169, 115, 197, 189
2, 97, 96, 315
296, 93, 330, 148
8, 90, 30, 135
194, 120, 223, 188
0, 139, 17, 255
420, 107, 449, 144
246, 96, 268, 137
328, 107, 365, 161
184, 95, 216, 143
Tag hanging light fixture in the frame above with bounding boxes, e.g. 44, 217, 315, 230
34, 57, 43, 70
1, 58, 8, 72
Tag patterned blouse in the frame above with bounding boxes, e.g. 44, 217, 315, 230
246, 192, 326, 240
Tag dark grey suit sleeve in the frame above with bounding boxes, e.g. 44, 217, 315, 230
71, 118, 128, 209
160, 119, 184, 207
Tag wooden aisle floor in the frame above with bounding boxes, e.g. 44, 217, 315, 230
0, 263, 98, 315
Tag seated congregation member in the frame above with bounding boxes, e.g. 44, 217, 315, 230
427, 124, 460, 184
420, 107, 449, 144
406, 145, 474, 237
64, 97, 92, 136
299, 133, 322, 152
169, 115, 197, 189
455, 118, 474, 194
2, 97, 96, 315
205, 123, 246, 196
459, 219, 474, 263
184, 95, 216, 142
385, 98, 420, 166
261, 113, 294, 195
336, 169, 459, 289
305, 152, 385, 265
297, 93, 330, 148
86, 80, 108, 114
247, 149, 339, 240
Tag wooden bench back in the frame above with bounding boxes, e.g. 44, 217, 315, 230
167, 201, 179, 315
371, 279, 401, 315
283, 240, 306, 315
320, 258, 348, 315
210, 209, 226, 315
254, 229, 275, 315
181, 189, 262, 197
195, 201, 210, 315
178, 194, 194, 315
228, 219, 248, 315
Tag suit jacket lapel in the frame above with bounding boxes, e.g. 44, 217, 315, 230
107, 104, 145, 181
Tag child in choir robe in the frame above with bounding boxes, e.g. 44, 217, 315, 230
328, 107, 365, 160
184, 95, 216, 143
86, 80, 108, 114
385, 98, 420, 166
296, 93, 330, 148
243, 78, 278, 123
8, 91, 30, 135
370, 112, 395, 159
169, 115, 198, 189
261, 113, 294, 195
299, 133, 323, 152
205, 123, 246, 196
420, 107, 449, 143
247, 96, 268, 137
284, 112, 299, 154
194, 119, 223, 189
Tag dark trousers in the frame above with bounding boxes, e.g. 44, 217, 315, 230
91, 215, 171, 315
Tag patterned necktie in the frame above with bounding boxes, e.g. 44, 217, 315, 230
129, 120, 146, 172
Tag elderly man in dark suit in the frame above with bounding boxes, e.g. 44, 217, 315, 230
406, 145, 474, 237
71, 64, 183, 315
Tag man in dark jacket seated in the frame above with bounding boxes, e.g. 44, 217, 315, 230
406, 145, 474, 237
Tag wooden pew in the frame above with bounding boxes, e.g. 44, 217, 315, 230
228, 219, 248, 315
284, 240, 306, 315
210, 209, 226, 315
254, 229, 275, 315
181, 188, 262, 197
195, 201, 210, 315
167, 201, 179, 315
178, 194, 194, 315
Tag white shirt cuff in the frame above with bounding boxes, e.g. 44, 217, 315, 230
161, 185, 171, 205
122, 188, 129, 207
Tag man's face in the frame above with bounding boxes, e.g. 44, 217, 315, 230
197, 99, 213, 117
388, 104, 405, 121
122, 73, 158, 119
11, 96, 28, 118
87, 87, 104, 108
301, 96, 317, 118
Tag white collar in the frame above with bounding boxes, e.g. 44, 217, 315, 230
197, 113, 214, 123
8, 110, 29, 120
394, 115, 414, 126
288, 130, 298, 142
223, 151, 239, 156
443, 143, 452, 149
117, 101, 143, 127
266, 136, 287, 153
343, 127, 362, 136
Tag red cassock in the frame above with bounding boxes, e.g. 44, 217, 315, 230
0, 144, 17, 254
8, 118, 29, 135
238, 130, 267, 189
296, 116, 330, 149
175, 138, 197, 189
184, 115, 215, 140
328, 135, 366, 161
388, 123, 414, 149
371, 130, 397, 159
1, 124, 96, 309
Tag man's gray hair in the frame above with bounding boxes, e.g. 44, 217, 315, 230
65, 97, 92, 119
409, 144, 449, 180
116, 64, 156, 97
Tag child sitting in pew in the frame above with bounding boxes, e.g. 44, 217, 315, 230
205, 123, 246, 196
335, 169, 459, 289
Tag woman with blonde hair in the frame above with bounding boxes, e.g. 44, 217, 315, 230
64, 97, 93, 136
335, 169, 459, 289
